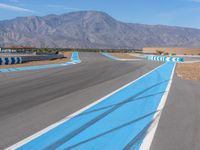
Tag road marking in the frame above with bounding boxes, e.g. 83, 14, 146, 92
6, 62, 175, 150
139, 63, 176, 150
100, 52, 120, 60
101, 52, 141, 61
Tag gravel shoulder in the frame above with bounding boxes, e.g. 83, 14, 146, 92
176, 62, 200, 80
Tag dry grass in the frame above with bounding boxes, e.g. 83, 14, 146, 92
110, 53, 138, 59
0, 52, 72, 69
176, 62, 200, 80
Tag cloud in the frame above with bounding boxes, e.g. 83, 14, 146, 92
0, 3, 36, 13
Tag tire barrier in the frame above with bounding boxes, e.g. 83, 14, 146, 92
0, 57, 22, 65
0, 54, 64, 65
146, 55, 184, 62
0, 52, 81, 72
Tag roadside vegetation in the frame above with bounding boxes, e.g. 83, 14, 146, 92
1, 47, 141, 53
156, 50, 176, 56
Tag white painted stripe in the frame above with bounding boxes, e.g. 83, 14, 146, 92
172, 57, 176, 62
6, 63, 166, 150
101, 53, 141, 61
118, 59, 141, 61
140, 63, 176, 150
166, 57, 170, 62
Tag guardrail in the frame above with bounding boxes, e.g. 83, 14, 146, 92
146, 55, 184, 62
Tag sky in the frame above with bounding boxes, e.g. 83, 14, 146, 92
0, 0, 200, 28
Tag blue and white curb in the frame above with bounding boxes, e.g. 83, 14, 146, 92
71, 51, 81, 63
146, 55, 184, 62
0, 57, 22, 65
0, 52, 81, 73
7, 62, 176, 150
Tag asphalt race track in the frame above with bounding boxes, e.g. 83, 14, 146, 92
0, 52, 161, 149
150, 75, 200, 150
1, 52, 200, 150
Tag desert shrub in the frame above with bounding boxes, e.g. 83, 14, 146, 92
156, 50, 164, 55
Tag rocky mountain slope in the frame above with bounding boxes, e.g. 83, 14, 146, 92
0, 11, 200, 49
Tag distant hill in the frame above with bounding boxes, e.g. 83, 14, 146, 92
1, 11, 200, 49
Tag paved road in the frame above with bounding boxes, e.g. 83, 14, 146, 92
0, 52, 161, 149
151, 75, 200, 150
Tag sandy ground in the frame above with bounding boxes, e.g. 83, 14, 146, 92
0, 52, 71, 69
110, 53, 139, 59
176, 62, 200, 80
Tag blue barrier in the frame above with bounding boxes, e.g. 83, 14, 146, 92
5, 57, 9, 65
0, 52, 81, 72
11, 57, 15, 64
0, 57, 22, 65
146, 55, 184, 62
17, 57, 22, 64
0, 58, 2, 65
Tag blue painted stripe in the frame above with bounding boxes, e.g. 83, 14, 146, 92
0, 52, 81, 73
71, 52, 81, 63
101, 53, 120, 60
17, 62, 175, 150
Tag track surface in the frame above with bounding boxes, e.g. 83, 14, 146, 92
151, 76, 200, 150
0, 52, 161, 149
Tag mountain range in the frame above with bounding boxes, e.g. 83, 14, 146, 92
0, 11, 200, 49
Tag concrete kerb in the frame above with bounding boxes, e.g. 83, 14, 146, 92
146, 55, 184, 62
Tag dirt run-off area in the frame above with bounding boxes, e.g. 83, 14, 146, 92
0, 52, 72, 69
176, 62, 200, 80
110, 53, 139, 59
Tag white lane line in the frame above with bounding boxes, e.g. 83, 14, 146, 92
100, 53, 141, 61
6, 63, 166, 150
120, 59, 142, 61
140, 63, 177, 150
